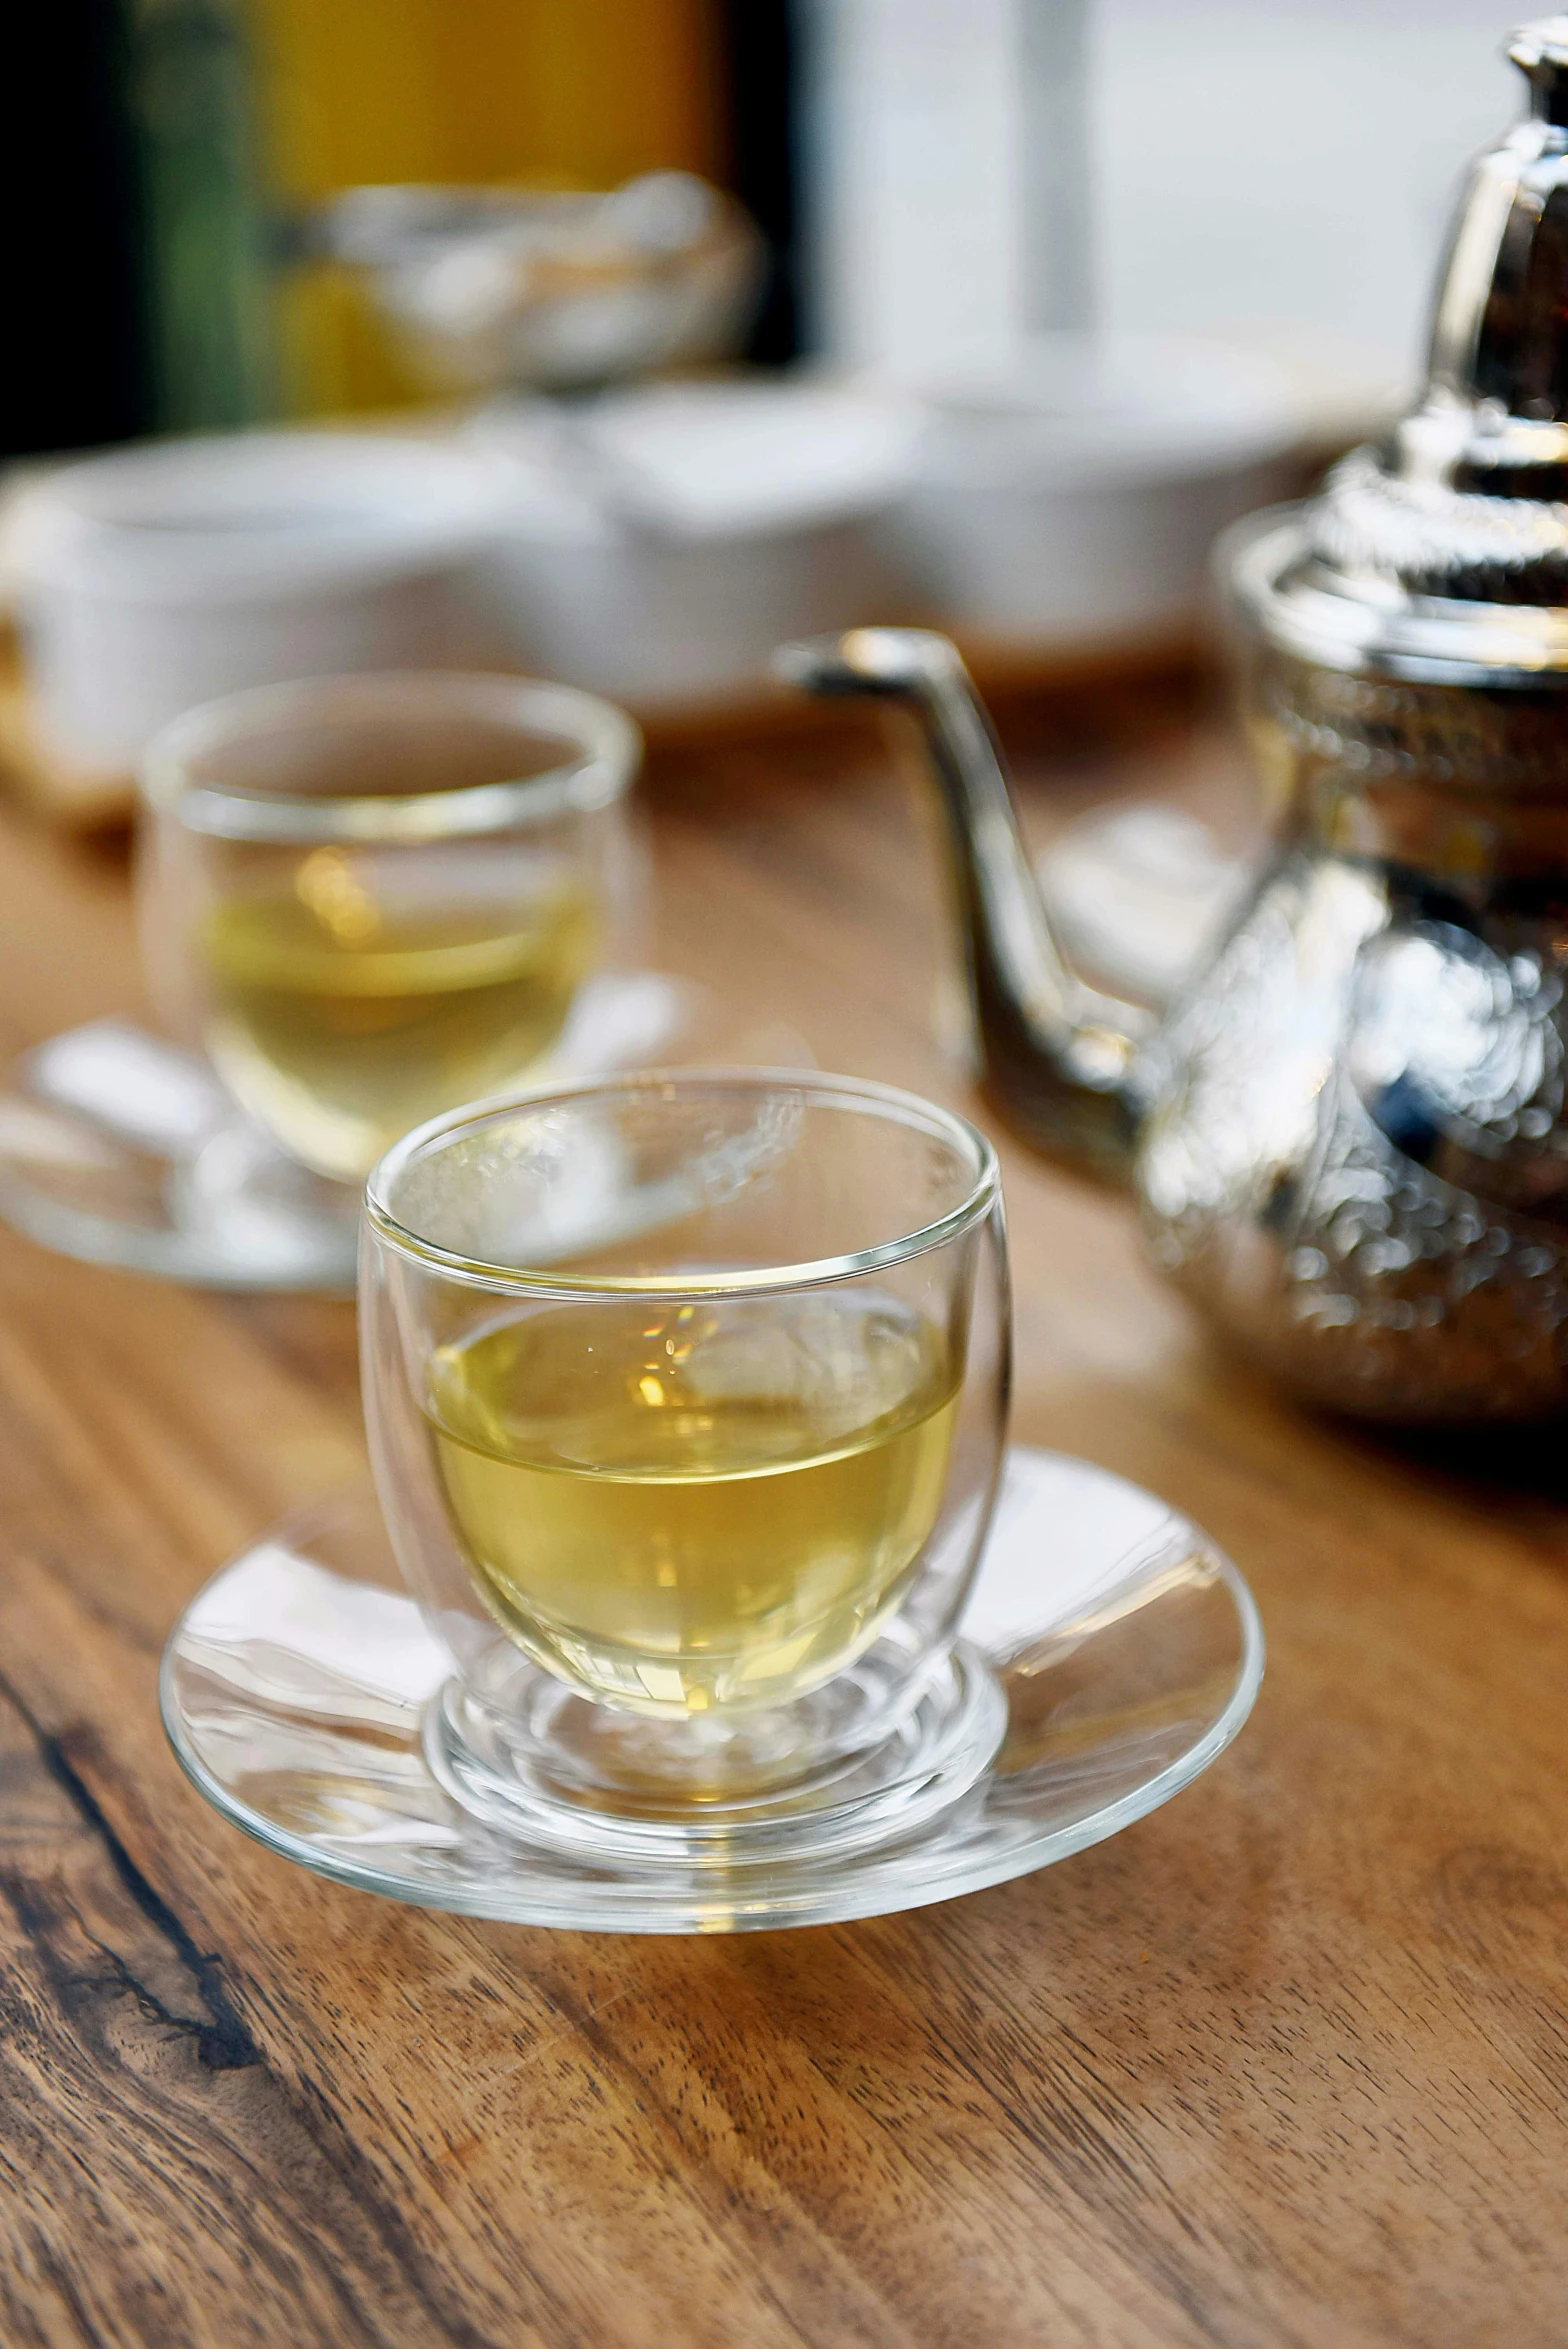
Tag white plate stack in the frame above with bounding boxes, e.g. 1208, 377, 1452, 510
4, 433, 507, 784
2, 343, 1305, 781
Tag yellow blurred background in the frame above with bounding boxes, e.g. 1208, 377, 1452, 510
252, 0, 720, 415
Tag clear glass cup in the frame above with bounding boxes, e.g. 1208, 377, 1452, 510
137, 671, 641, 1188
360, 1070, 1011, 1862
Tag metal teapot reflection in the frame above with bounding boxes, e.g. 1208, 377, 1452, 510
785, 19, 1568, 1426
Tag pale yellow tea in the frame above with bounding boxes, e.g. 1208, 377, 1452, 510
204, 850, 596, 1180
424, 1291, 961, 1717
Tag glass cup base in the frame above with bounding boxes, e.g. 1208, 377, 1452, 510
423, 1640, 1007, 1867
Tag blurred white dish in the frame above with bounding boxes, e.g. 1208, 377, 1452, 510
882, 334, 1304, 646
5, 433, 504, 777
470, 380, 921, 705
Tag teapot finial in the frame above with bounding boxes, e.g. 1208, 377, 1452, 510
1427, 19, 1568, 426
1510, 17, 1568, 123
1235, 17, 1568, 680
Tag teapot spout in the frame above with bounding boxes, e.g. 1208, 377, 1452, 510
777, 628, 1145, 1178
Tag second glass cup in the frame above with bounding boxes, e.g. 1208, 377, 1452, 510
361, 1070, 1011, 1860
138, 671, 641, 1189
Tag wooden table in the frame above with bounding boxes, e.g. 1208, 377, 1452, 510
1, 677, 1564, 2348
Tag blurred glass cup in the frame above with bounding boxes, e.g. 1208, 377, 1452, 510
314, 172, 763, 399
138, 671, 641, 1188
361, 1071, 1010, 1856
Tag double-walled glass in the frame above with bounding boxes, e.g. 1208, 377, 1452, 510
138, 671, 641, 1186
361, 1071, 1010, 1859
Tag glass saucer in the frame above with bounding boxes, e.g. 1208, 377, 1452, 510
160, 1447, 1264, 1934
0, 975, 792, 1294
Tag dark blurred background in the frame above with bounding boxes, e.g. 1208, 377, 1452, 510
5, 0, 1523, 463
6, 0, 801, 454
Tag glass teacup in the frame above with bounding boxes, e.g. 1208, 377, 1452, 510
360, 1070, 1011, 1860
138, 671, 641, 1189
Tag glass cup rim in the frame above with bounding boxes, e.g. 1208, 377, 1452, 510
363, 1067, 1002, 1299
139, 669, 641, 846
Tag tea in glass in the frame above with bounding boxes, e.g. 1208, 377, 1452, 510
204, 852, 598, 1180
423, 1290, 962, 1715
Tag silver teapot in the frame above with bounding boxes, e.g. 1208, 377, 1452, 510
785, 20, 1568, 1425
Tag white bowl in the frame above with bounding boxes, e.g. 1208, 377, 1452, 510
7, 432, 506, 775
881, 334, 1305, 647
469, 381, 922, 705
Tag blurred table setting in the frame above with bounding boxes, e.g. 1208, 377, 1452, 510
0, 339, 1304, 823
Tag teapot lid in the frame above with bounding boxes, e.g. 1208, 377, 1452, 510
1236, 18, 1568, 686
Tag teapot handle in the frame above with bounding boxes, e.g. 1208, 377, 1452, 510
775, 628, 1147, 1179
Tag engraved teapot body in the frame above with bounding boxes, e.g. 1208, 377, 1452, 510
783, 21, 1568, 1424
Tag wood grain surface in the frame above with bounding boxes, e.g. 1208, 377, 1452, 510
1, 678, 1565, 2348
